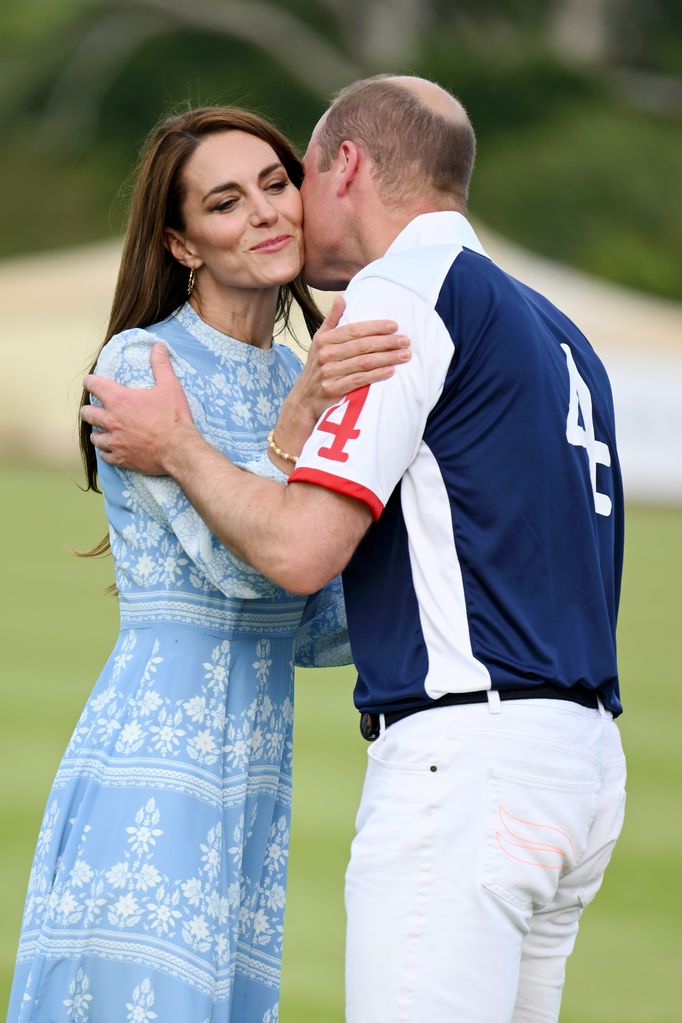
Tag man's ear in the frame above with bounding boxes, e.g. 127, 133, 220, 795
163, 228, 198, 268
336, 140, 361, 197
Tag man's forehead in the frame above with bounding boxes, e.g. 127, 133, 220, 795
305, 112, 328, 154
302, 138, 322, 169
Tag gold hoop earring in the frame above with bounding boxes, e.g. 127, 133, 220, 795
187, 265, 196, 298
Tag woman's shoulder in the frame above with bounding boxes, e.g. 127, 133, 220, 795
95, 326, 165, 382
273, 341, 304, 376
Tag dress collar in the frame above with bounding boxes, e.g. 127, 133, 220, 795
173, 302, 276, 363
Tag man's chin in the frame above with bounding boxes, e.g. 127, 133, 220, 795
302, 264, 351, 292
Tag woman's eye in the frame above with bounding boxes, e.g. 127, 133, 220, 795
267, 180, 287, 192
214, 198, 238, 212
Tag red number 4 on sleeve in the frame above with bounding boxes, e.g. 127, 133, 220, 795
317, 385, 370, 463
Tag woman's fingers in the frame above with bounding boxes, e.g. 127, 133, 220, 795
316, 295, 346, 334
325, 333, 409, 362
317, 319, 400, 349
316, 326, 407, 370
334, 366, 397, 392
318, 348, 411, 403
301, 309, 410, 417
322, 345, 411, 380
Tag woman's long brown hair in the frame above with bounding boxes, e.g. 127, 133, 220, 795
79, 106, 323, 558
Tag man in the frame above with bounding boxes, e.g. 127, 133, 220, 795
83, 75, 626, 1023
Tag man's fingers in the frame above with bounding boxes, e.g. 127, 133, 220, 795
150, 342, 178, 385
90, 431, 126, 467
89, 430, 112, 452
80, 404, 112, 430
95, 446, 117, 465
82, 373, 127, 405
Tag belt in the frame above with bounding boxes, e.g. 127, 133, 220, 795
359, 683, 599, 741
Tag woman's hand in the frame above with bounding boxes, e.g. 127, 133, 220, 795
299, 295, 410, 419
269, 296, 410, 472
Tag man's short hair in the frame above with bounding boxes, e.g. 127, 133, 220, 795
316, 75, 476, 209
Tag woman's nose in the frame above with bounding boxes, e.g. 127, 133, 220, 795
249, 194, 278, 226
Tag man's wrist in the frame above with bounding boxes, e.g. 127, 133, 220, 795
160, 420, 206, 480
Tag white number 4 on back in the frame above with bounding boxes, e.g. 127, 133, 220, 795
561, 343, 612, 517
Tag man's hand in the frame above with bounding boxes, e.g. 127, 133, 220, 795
81, 344, 194, 475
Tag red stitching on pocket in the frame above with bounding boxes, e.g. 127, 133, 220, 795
495, 805, 574, 870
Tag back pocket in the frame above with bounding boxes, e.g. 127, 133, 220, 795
482, 767, 599, 912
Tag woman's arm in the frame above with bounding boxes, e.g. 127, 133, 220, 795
294, 575, 352, 668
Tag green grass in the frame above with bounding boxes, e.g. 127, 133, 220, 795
1, 467, 680, 1020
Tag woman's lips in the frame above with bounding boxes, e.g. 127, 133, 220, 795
251, 235, 291, 253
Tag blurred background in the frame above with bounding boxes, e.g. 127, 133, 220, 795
1, 1, 681, 1020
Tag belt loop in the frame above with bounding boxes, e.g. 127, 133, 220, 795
379, 712, 387, 734
596, 696, 608, 718
487, 690, 501, 714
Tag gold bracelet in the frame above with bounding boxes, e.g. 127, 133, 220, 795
267, 429, 298, 464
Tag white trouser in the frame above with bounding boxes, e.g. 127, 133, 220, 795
345, 696, 626, 1023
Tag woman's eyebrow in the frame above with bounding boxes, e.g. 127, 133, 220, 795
202, 162, 284, 202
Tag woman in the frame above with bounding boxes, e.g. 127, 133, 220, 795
7, 107, 404, 1023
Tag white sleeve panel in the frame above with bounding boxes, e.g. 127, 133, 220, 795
289, 276, 454, 517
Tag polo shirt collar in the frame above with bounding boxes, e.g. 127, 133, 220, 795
385, 211, 488, 260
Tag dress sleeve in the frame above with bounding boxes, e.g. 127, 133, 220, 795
236, 451, 288, 484
294, 574, 353, 667
95, 328, 283, 599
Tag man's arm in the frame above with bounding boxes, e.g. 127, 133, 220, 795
156, 422, 372, 594
81, 285, 438, 593
80, 300, 399, 591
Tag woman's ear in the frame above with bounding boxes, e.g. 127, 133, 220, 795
164, 228, 198, 268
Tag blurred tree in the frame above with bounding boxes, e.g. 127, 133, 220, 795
547, 0, 625, 64
317, 0, 434, 65
546, 0, 682, 116
34, 0, 360, 153
0, 0, 679, 299
5, 0, 445, 154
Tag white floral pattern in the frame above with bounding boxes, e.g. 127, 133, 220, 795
21, 792, 291, 964
56, 970, 279, 1023
63, 969, 92, 1022
8, 304, 350, 1023
126, 977, 157, 1023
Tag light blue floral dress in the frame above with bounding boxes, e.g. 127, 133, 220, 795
7, 303, 351, 1023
